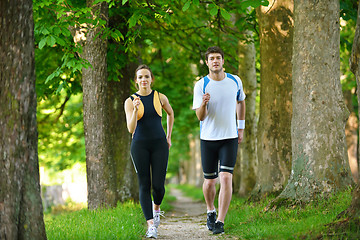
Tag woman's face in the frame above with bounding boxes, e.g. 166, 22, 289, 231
136, 69, 152, 89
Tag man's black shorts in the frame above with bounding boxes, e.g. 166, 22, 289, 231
200, 138, 238, 179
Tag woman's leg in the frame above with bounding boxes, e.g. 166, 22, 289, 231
130, 140, 153, 224
150, 138, 169, 206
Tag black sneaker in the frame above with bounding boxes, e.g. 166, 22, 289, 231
212, 220, 224, 234
206, 211, 216, 231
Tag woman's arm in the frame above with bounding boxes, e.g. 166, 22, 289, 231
160, 93, 174, 148
124, 97, 139, 133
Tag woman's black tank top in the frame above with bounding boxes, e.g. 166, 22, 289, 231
130, 90, 166, 141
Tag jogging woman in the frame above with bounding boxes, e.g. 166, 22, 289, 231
124, 65, 174, 239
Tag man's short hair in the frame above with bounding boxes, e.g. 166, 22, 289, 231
205, 46, 224, 61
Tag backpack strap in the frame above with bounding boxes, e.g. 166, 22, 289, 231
226, 73, 241, 101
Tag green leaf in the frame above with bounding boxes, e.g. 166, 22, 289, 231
209, 7, 218, 16
56, 82, 64, 94
122, 0, 128, 5
182, 1, 191, 12
220, 8, 231, 20
53, 26, 61, 35
42, 27, 50, 35
61, 28, 72, 37
50, 36, 56, 46
39, 37, 47, 49
55, 36, 66, 46
128, 13, 140, 28
193, 0, 200, 6
112, 29, 124, 42
261, 0, 270, 6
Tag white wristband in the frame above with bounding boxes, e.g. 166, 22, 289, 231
237, 120, 245, 129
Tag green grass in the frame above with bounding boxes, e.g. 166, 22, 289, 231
226, 190, 360, 239
45, 185, 176, 239
44, 185, 359, 239
173, 184, 359, 239
45, 201, 144, 240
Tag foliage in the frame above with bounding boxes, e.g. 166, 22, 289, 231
34, 0, 119, 171
34, 0, 89, 97
34, 0, 359, 180
37, 92, 85, 171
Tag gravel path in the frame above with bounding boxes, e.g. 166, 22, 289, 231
149, 188, 237, 240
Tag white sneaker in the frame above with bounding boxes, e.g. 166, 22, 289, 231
153, 209, 165, 228
146, 225, 158, 239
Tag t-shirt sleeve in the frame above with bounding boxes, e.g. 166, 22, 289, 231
236, 76, 246, 101
192, 80, 203, 110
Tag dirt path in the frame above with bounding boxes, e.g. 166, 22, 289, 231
152, 188, 237, 240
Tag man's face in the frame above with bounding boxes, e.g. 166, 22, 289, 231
206, 53, 224, 73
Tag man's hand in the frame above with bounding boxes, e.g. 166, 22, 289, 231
238, 129, 244, 144
202, 93, 210, 106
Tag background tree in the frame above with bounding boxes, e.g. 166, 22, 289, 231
277, 0, 353, 203
233, 8, 258, 196
252, 0, 294, 198
0, 0, 47, 239
82, 0, 114, 209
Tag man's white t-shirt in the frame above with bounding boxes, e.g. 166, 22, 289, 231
192, 73, 246, 140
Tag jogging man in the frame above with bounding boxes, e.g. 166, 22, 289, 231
192, 46, 246, 234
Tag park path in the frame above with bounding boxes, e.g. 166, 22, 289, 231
149, 187, 237, 240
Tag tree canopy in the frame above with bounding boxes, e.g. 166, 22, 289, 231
34, 0, 358, 181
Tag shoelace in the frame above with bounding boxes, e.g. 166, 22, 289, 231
154, 210, 165, 218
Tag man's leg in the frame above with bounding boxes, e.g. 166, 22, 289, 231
203, 178, 217, 211
217, 172, 233, 222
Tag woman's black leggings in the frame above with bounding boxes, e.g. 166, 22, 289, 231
130, 138, 169, 220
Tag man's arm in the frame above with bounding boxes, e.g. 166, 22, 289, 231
195, 93, 210, 121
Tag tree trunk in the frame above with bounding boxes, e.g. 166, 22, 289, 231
186, 135, 202, 187
278, 0, 353, 202
82, 1, 115, 209
234, 29, 258, 197
106, 2, 140, 202
107, 69, 139, 202
0, 0, 47, 239
252, 0, 294, 198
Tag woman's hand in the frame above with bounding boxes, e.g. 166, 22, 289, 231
133, 96, 140, 111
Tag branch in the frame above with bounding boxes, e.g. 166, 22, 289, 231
54, 95, 70, 123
